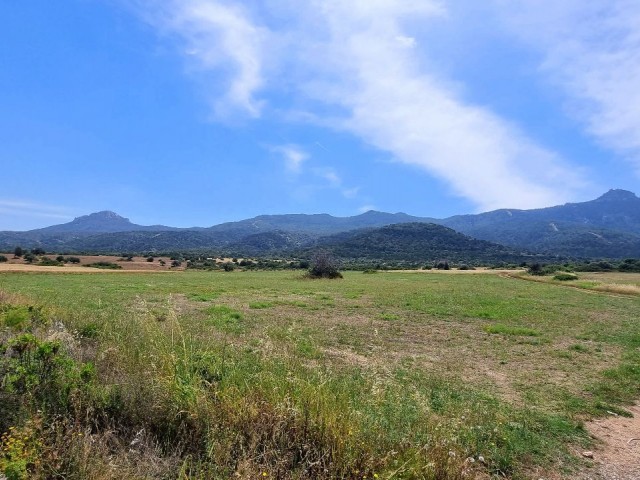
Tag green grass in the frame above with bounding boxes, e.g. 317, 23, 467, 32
1, 270, 639, 479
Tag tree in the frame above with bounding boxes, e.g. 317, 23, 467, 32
307, 251, 342, 279
0, 255, 7, 263
13, 246, 23, 258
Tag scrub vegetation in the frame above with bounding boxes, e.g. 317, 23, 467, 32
1, 270, 639, 479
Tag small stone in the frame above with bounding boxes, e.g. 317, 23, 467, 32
582, 451, 594, 459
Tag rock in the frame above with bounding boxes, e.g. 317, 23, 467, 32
582, 451, 594, 459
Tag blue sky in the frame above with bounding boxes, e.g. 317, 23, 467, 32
1, 0, 639, 230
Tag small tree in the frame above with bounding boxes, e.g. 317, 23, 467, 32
0, 255, 7, 263
435, 260, 450, 270
13, 246, 23, 258
528, 263, 544, 276
307, 251, 342, 279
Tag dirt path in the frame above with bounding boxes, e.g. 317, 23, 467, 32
578, 404, 640, 479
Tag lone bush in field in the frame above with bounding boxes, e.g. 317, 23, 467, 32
0, 255, 7, 263
307, 252, 342, 279
13, 246, 23, 258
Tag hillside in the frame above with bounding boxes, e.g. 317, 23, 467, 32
303, 223, 537, 264
440, 190, 640, 257
206, 210, 434, 236
1, 190, 639, 259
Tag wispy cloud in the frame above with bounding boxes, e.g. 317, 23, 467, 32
497, 0, 640, 171
358, 204, 376, 213
269, 144, 309, 174
133, 0, 591, 210
0, 200, 73, 227
136, 0, 267, 118
292, 0, 586, 210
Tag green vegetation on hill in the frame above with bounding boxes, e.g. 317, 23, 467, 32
2, 190, 640, 259
305, 223, 536, 264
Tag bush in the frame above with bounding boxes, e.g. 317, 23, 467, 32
307, 252, 342, 279
528, 263, 544, 276
554, 273, 578, 281
13, 246, 23, 258
0, 255, 7, 263
147, 256, 154, 262
223, 263, 235, 272
435, 261, 450, 270
85, 262, 122, 270
67, 257, 81, 264
39, 257, 63, 267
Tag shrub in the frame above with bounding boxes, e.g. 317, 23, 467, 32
528, 263, 544, 276
554, 273, 578, 281
67, 257, 81, 264
223, 263, 235, 272
13, 246, 23, 258
171, 260, 182, 268
147, 256, 154, 262
307, 252, 342, 279
39, 257, 63, 267
84, 262, 122, 270
0, 255, 7, 263
435, 261, 450, 270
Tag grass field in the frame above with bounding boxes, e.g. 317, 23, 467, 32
1, 270, 639, 479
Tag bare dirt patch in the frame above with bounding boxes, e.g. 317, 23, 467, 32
0, 254, 180, 272
577, 404, 640, 480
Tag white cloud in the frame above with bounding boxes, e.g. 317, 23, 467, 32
0, 200, 73, 227
133, 0, 592, 210
497, 0, 640, 171
313, 167, 342, 188
358, 205, 377, 213
137, 0, 267, 118
270, 144, 308, 173
291, 0, 585, 210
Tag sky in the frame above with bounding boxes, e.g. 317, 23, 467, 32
1, 0, 640, 230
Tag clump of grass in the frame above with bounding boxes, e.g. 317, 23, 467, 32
187, 292, 220, 302
484, 324, 541, 337
205, 305, 244, 333
78, 322, 100, 339
380, 313, 399, 321
569, 344, 589, 353
249, 301, 273, 309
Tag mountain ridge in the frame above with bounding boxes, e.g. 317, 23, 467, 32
1, 189, 639, 259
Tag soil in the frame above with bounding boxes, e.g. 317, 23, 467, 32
0, 254, 182, 272
577, 404, 640, 479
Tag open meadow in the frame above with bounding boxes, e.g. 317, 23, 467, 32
1, 270, 639, 479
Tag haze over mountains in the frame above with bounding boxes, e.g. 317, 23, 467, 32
1, 190, 639, 260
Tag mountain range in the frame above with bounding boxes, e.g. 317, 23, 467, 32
1, 189, 639, 261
